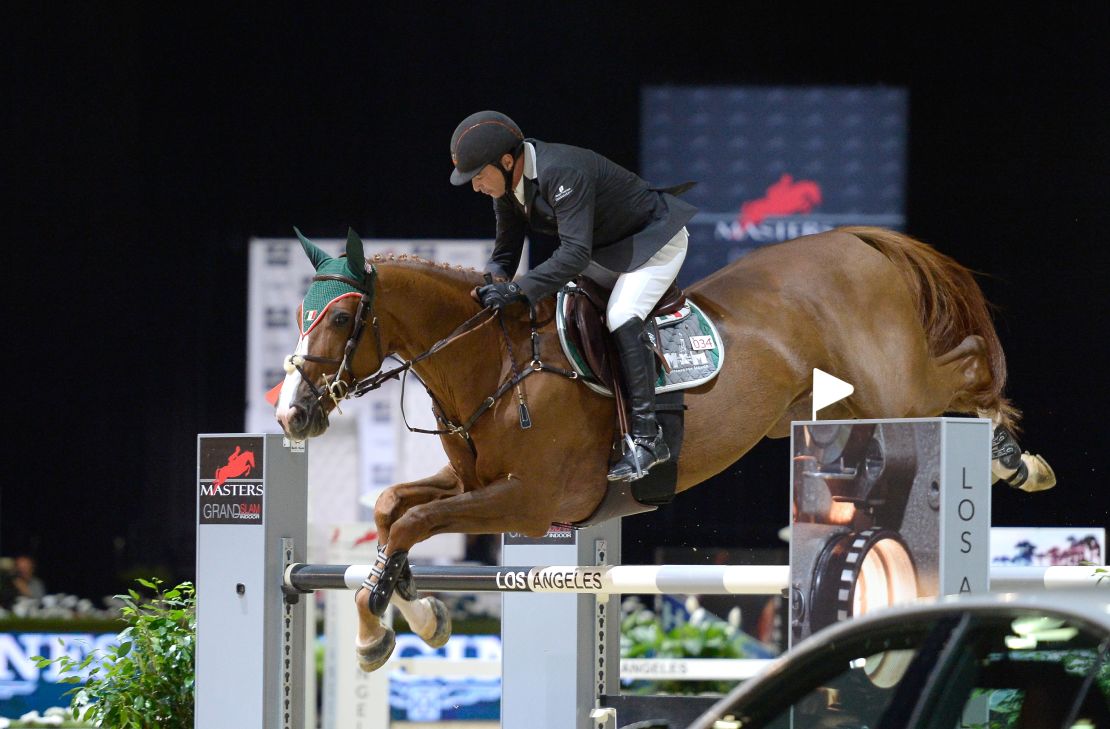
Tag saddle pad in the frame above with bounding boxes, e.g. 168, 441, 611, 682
556, 289, 725, 397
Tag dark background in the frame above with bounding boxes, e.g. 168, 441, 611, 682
7, 5, 1108, 599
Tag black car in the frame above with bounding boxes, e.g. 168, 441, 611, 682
687, 590, 1110, 729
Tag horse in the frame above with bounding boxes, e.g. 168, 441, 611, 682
273, 225, 1056, 671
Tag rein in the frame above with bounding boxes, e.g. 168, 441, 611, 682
288, 270, 579, 452
414, 305, 579, 449
349, 305, 499, 408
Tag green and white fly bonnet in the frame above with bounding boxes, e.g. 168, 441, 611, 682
295, 227, 376, 335
282, 227, 379, 406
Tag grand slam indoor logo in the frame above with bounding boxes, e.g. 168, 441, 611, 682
198, 438, 265, 525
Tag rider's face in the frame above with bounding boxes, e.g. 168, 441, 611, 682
470, 155, 513, 198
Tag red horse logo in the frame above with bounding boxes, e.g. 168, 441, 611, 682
739, 173, 822, 228
214, 446, 256, 487
352, 529, 379, 548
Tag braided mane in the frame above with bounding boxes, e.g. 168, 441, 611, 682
368, 252, 485, 287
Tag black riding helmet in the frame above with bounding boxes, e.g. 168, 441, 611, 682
450, 111, 524, 187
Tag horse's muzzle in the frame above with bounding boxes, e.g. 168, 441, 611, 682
276, 400, 330, 440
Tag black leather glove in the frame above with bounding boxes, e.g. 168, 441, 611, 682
476, 281, 527, 309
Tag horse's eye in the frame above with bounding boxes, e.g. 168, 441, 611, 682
333, 312, 352, 327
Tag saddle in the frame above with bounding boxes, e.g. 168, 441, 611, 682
563, 276, 686, 391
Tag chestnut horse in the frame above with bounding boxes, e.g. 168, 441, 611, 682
274, 226, 1055, 671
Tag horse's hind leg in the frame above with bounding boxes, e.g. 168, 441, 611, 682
839, 334, 983, 419
920, 335, 1056, 491
354, 466, 462, 671
846, 333, 1056, 493
898, 334, 1058, 492
979, 414, 1057, 492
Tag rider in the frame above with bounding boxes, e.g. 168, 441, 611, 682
450, 110, 697, 482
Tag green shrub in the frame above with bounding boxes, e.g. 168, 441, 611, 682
34, 579, 195, 729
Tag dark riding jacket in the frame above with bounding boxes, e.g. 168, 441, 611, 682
486, 139, 697, 303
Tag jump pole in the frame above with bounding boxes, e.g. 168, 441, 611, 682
284, 562, 1095, 595
285, 563, 792, 595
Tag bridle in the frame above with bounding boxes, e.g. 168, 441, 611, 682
283, 268, 385, 411
284, 267, 580, 450
285, 265, 491, 409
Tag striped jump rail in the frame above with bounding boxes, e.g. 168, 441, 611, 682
284, 563, 1104, 596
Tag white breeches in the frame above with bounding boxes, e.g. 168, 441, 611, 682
583, 227, 689, 331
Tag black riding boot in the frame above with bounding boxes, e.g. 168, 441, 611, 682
607, 317, 670, 481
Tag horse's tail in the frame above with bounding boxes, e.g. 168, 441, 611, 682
839, 226, 1019, 430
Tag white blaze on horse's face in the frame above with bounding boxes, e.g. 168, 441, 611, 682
275, 336, 309, 434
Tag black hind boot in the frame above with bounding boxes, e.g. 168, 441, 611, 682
607, 317, 670, 481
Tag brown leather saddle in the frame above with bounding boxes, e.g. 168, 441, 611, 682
562, 276, 687, 390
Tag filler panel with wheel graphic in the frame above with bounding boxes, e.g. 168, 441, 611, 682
789, 418, 991, 655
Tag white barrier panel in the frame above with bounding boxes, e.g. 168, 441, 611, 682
378, 657, 775, 681
620, 658, 770, 681
196, 434, 307, 729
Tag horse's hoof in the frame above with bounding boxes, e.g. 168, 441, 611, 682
1018, 453, 1057, 492
355, 628, 396, 673
418, 597, 452, 648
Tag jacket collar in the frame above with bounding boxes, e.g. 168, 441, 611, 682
513, 141, 538, 207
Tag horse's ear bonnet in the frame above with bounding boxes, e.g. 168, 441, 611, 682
345, 228, 368, 283
295, 227, 333, 272
293, 227, 374, 335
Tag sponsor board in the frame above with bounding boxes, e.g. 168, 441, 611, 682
502, 524, 576, 546
198, 436, 265, 525
641, 86, 906, 284
389, 635, 502, 722
0, 632, 118, 718
991, 526, 1105, 566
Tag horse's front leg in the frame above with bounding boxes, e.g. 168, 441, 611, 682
385, 473, 553, 554
353, 466, 463, 671
373, 464, 464, 544
354, 474, 552, 670
352, 544, 454, 672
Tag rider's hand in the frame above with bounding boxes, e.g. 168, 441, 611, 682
475, 281, 526, 310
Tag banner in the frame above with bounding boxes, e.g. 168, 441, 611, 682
641, 86, 907, 283
990, 527, 1105, 566
0, 632, 118, 718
